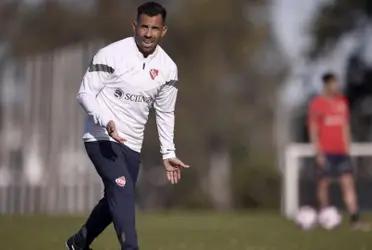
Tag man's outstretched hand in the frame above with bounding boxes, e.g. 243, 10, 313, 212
163, 158, 190, 184
106, 120, 126, 143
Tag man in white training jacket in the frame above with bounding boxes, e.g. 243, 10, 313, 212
66, 2, 189, 250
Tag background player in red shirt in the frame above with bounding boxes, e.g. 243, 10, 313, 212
308, 72, 368, 229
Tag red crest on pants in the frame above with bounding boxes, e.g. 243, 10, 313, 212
115, 176, 126, 187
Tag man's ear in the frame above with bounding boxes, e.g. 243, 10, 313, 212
132, 20, 137, 33
161, 25, 168, 38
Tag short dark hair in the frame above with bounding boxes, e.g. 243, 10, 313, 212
137, 2, 167, 23
322, 72, 336, 85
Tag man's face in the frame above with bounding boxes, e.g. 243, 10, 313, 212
325, 78, 339, 95
133, 14, 167, 56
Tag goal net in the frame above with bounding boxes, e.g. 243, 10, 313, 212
282, 143, 372, 219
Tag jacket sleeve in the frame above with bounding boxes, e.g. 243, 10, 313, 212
76, 49, 115, 128
154, 67, 178, 159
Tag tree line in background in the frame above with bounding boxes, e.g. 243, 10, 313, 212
311, 0, 372, 55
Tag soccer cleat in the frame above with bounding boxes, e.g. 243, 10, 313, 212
65, 234, 92, 250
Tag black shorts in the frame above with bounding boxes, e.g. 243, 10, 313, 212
316, 154, 353, 178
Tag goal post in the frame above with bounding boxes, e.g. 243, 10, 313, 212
282, 143, 372, 219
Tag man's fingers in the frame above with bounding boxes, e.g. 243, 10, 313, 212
116, 137, 126, 143
170, 171, 175, 184
111, 133, 126, 143
167, 171, 174, 184
115, 137, 126, 143
166, 171, 171, 183
177, 168, 181, 181
176, 169, 181, 184
177, 160, 190, 168
173, 169, 181, 184
173, 171, 178, 184
181, 163, 190, 168
166, 170, 182, 184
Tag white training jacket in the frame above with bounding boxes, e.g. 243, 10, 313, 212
77, 37, 178, 159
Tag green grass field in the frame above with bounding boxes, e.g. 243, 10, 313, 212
0, 211, 371, 250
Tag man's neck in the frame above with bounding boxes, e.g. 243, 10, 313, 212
138, 47, 151, 58
323, 91, 337, 99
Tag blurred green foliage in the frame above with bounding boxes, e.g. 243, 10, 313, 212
231, 143, 280, 209
311, 0, 372, 55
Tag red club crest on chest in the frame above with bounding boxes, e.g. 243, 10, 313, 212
149, 69, 159, 80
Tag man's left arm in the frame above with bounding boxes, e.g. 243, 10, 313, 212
343, 100, 352, 154
154, 70, 189, 184
343, 123, 351, 153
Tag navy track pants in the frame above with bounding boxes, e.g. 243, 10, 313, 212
83, 141, 140, 250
